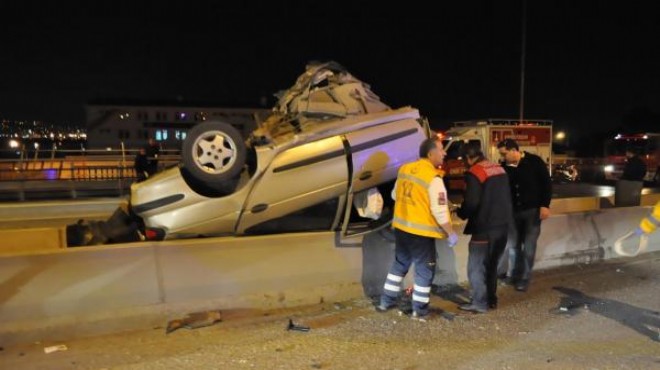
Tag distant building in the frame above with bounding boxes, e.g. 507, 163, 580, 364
85, 100, 271, 150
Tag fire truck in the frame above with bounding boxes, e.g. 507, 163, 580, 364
440, 118, 553, 191
602, 132, 660, 182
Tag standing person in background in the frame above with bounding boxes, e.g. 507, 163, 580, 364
456, 142, 511, 313
621, 148, 647, 182
496, 138, 552, 292
144, 138, 161, 177
134, 147, 149, 182
376, 138, 458, 322
615, 148, 647, 207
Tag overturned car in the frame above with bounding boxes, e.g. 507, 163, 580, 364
67, 61, 430, 246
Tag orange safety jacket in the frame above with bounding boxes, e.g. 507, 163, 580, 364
639, 201, 660, 234
392, 158, 448, 239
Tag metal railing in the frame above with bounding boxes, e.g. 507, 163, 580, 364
0, 148, 181, 201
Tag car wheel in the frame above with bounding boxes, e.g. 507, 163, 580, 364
180, 166, 240, 197
182, 121, 246, 186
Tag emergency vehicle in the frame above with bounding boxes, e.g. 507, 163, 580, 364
602, 132, 659, 182
440, 118, 553, 191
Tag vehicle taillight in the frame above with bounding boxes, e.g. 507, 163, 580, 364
145, 228, 165, 241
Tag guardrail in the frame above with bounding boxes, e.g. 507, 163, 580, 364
0, 152, 181, 201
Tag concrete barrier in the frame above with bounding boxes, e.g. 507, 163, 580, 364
0, 232, 364, 342
0, 195, 658, 343
0, 227, 66, 254
0, 198, 127, 222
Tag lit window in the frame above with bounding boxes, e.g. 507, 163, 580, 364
175, 130, 187, 140
156, 129, 168, 141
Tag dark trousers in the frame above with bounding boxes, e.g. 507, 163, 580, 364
380, 229, 436, 315
467, 226, 508, 308
509, 208, 541, 283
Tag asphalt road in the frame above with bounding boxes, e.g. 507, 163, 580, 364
2, 252, 658, 369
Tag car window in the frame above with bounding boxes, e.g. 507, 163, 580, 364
445, 139, 481, 160
445, 141, 464, 160
244, 198, 339, 235
341, 180, 395, 237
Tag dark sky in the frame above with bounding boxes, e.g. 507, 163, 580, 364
1, 1, 658, 135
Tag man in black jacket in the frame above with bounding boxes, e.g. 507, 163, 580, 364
456, 142, 511, 313
621, 148, 647, 181
497, 139, 552, 292
615, 148, 647, 207
144, 138, 161, 177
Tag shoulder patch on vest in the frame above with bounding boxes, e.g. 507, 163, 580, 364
437, 191, 447, 206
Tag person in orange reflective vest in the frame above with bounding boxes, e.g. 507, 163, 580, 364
376, 138, 458, 321
636, 201, 660, 235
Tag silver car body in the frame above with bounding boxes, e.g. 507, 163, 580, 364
131, 107, 426, 239
130, 62, 429, 241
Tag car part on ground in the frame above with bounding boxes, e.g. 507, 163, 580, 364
66, 207, 143, 247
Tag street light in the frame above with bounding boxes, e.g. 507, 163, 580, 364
555, 131, 566, 141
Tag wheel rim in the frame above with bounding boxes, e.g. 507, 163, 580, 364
192, 130, 238, 174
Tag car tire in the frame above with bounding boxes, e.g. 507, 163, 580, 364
180, 166, 240, 197
182, 121, 246, 187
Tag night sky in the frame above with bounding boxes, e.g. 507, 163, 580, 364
1, 1, 659, 137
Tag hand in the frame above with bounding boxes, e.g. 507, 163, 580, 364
448, 201, 460, 213
539, 207, 551, 220
447, 232, 459, 248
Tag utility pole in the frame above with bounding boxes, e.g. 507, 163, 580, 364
519, 0, 527, 125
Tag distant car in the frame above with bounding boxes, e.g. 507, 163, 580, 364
67, 62, 430, 246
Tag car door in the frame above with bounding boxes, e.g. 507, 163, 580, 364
236, 135, 349, 234
335, 116, 428, 246
343, 116, 427, 193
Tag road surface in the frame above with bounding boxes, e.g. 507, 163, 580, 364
2, 251, 658, 369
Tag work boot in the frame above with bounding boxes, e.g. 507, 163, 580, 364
499, 276, 515, 286
411, 311, 429, 322
374, 303, 395, 313
515, 280, 529, 292
458, 304, 488, 314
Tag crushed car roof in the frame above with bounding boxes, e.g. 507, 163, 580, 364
250, 61, 392, 146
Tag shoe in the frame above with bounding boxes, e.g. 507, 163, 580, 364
499, 276, 515, 286
488, 302, 498, 309
458, 304, 488, 314
375, 303, 395, 312
515, 281, 529, 292
411, 312, 429, 322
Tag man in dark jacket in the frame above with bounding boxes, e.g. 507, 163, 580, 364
134, 147, 149, 182
456, 142, 511, 313
497, 138, 552, 292
615, 148, 647, 207
144, 138, 161, 177
620, 148, 647, 181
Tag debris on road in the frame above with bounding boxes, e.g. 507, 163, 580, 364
166, 309, 223, 334
44, 344, 68, 354
286, 319, 310, 332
